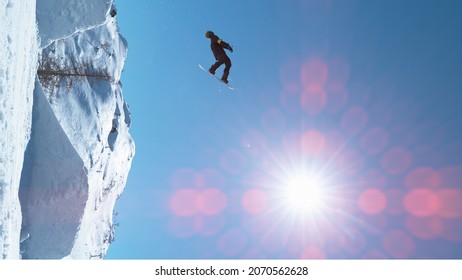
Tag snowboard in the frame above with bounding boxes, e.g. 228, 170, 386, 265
199, 64, 235, 90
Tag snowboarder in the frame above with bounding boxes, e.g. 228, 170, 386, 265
205, 31, 233, 84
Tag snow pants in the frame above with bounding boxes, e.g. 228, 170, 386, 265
210, 55, 232, 81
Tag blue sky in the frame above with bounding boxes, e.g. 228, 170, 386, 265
106, 0, 462, 259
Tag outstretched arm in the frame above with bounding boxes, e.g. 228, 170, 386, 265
216, 36, 233, 53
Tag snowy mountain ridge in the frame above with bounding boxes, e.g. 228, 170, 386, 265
0, 0, 134, 259
37, 0, 114, 48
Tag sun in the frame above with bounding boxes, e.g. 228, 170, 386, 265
248, 149, 346, 239
285, 174, 324, 211
281, 171, 328, 215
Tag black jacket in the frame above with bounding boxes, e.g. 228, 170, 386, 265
209, 33, 233, 60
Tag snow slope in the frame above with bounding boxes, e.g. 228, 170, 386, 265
0, 0, 134, 259
0, 0, 38, 259
19, 80, 89, 259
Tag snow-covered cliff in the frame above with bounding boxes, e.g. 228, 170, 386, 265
0, 0, 134, 259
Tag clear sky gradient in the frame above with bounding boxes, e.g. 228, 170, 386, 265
106, 0, 462, 259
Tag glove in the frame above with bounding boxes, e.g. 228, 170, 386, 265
229, 46, 233, 53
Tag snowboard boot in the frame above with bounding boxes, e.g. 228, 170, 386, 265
221, 69, 230, 84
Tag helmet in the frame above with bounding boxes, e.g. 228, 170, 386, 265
205, 31, 214, 38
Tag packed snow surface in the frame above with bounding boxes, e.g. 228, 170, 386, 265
0, 0, 38, 259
